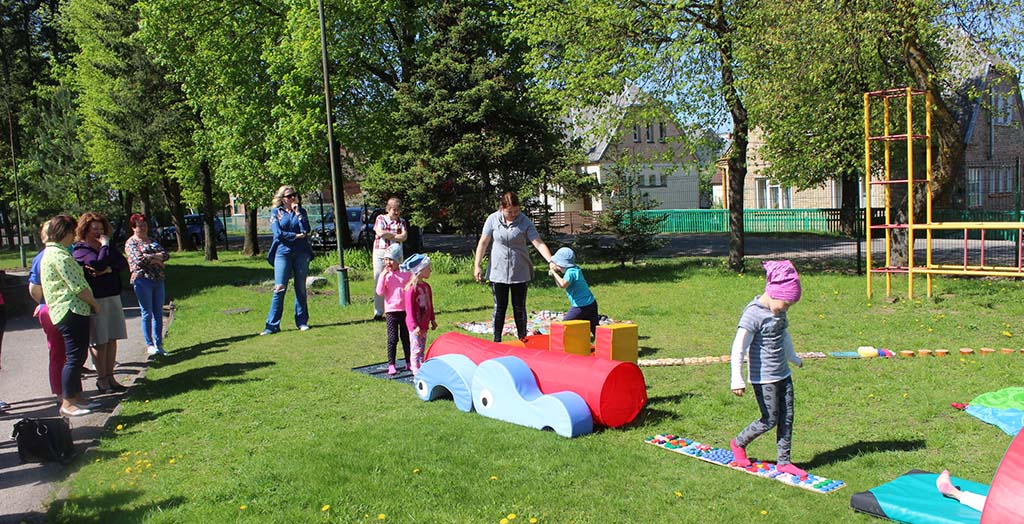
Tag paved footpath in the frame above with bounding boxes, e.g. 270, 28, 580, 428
0, 292, 165, 523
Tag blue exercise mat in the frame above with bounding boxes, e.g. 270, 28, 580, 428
850, 470, 989, 524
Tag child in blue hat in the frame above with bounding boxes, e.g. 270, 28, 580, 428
549, 247, 599, 335
402, 254, 436, 375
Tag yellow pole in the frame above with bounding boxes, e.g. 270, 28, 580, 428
884, 97, 892, 296
906, 87, 915, 299
865, 93, 873, 298
925, 92, 933, 297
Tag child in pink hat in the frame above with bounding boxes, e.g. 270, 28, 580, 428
728, 260, 808, 478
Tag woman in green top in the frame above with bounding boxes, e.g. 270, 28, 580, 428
41, 214, 100, 417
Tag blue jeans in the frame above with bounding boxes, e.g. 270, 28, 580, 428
265, 250, 310, 332
133, 277, 166, 349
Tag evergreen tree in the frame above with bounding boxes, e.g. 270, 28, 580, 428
362, 0, 583, 232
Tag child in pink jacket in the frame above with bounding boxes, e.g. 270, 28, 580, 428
402, 254, 436, 375
375, 244, 410, 375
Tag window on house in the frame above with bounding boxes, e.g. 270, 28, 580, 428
967, 168, 982, 208
632, 125, 640, 143
756, 178, 793, 209
993, 95, 1013, 126
658, 122, 667, 143
831, 179, 842, 208
645, 123, 654, 143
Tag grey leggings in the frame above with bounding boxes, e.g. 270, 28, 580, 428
735, 376, 795, 465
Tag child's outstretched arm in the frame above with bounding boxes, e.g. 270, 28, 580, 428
730, 328, 753, 396
782, 330, 803, 368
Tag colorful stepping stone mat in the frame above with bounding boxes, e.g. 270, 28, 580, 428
644, 434, 846, 494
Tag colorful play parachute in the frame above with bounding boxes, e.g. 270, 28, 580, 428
964, 388, 1024, 437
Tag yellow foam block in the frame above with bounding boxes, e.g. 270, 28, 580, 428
549, 320, 592, 356
595, 324, 639, 363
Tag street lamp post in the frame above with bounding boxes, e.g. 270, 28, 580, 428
6, 105, 25, 268
317, 0, 350, 306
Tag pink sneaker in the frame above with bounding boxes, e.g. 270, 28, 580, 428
936, 469, 955, 497
730, 439, 751, 467
387, 364, 397, 376
777, 463, 808, 478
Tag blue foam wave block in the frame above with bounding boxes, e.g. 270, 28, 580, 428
415, 354, 478, 412
471, 356, 593, 438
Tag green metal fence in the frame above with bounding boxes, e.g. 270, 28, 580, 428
637, 208, 876, 236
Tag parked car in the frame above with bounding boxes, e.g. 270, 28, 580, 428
160, 214, 226, 246
310, 207, 381, 250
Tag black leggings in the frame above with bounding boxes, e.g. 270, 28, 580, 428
492, 282, 528, 342
385, 311, 410, 366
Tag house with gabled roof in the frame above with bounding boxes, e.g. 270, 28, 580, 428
544, 88, 703, 212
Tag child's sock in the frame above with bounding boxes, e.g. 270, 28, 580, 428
730, 439, 751, 467
777, 463, 808, 478
936, 469, 955, 497
387, 364, 397, 375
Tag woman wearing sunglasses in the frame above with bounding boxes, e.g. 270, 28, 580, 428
262, 185, 312, 335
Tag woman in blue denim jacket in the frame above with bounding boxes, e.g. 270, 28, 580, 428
261, 185, 313, 335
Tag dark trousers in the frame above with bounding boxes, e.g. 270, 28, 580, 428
492, 282, 528, 342
385, 311, 410, 366
56, 312, 90, 399
564, 300, 600, 335
735, 376, 796, 465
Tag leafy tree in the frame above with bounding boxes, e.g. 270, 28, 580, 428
510, 0, 753, 271
63, 0, 198, 250
362, 0, 582, 232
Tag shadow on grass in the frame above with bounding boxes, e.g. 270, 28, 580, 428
139, 361, 275, 401
165, 263, 271, 302
151, 333, 260, 368
801, 439, 928, 470
47, 493, 187, 524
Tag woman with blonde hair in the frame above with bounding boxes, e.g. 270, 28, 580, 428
72, 211, 129, 393
261, 185, 312, 335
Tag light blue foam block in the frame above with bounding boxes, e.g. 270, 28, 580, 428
415, 353, 478, 412
470, 356, 593, 438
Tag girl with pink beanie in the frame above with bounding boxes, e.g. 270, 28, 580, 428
728, 260, 808, 478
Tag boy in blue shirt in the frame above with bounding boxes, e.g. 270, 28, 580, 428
549, 247, 599, 335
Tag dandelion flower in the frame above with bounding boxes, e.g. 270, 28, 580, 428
168, 458, 176, 464
240, 505, 247, 511
761, 510, 768, 515
413, 468, 420, 474
1002, 331, 1013, 337
489, 475, 498, 481
125, 467, 132, 474
378, 514, 386, 520
321, 505, 330, 512
674, 491, 682, 497
116, 424, 124, 431
500, 519, 509, 524
530, 519, 538, 524
508, 514, 516, 520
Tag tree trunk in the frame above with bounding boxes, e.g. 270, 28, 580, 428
243, 207, 260, 257
718, 25, 747, 272
840, 169, 860, 237
199, 160, 218, 261
901, 18, 965, 202
160, 175, 195, 251
0, 202, 13, 248
140, 186, 153, 219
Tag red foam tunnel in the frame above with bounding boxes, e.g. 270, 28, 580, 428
425, 332, 647, 427
981, 429, 1024, 523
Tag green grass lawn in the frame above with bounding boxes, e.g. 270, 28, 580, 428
47, 252, 1024, 523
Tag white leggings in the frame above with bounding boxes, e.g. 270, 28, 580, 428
959, 491, 986, 513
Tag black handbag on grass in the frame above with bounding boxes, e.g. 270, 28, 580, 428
11, 417, 76, 464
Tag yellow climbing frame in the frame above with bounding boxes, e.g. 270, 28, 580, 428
865, 87, 1024, 299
